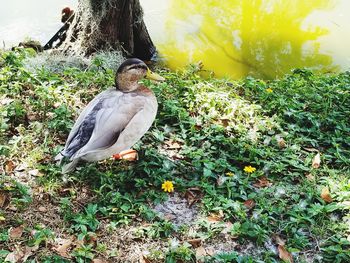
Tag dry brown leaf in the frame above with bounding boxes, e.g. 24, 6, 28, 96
26, 113, 38, 121
278, 244, 293, 262
305, 173, 315, 181
164, 140, 182, 149
195, 246, 207, 258
278, 138, 286, 148
92, 259, 108, 263
140, 255, 152, 263
253, 177, 272, 188
0, 192, 7, 208
219, 118, 230, 127
243, 199, 256, 210
207, 210, 224, 222
5, 160, 15, 173
321, 187, 333, 203
187, 238, 202, 248
22, 246, 39, 262
4, 250, 24, 263
276, 135, 286, 148
312, 153, 321, 169
86, 232, 98, 244
274, 235, 286, 246
9, 225, 24, 240
184, 188, 203, 207
52, 238, 73, 259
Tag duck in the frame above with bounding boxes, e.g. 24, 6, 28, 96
55, 58, 164, 173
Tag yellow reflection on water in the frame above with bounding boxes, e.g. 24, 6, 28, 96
159, 0, 338, 79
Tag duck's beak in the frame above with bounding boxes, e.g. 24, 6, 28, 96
146, 69, 165, 81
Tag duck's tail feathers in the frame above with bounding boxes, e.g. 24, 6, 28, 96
62, 159, 79, 174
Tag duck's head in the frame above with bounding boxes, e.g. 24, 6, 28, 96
115, 58, 164, 92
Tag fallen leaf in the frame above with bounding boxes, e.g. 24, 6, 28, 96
184, 187, 203, 207
187, 238, 202, 248
140, 255, 152, 263
22, 246, 39, 262
26, 113, 38, 121
4, 250, 24, 263
274, 235, 285, 246
5, 160, 15, 173
278, 245, 293, 262
321, 187, 333, 203
8, 205, 17, 211
207, 210, 224, 222
243, 199, 256, 210
276, 135, 286, 148
305, 173, 315, 181
52, 238, 73, 259
205, 247, 215, 256
0, 192, 7, 208
164, 140, 182, 149
278, 138, 286, 148
219, 118, 230, 127
253, 177, 272, 188
86, 232, 97, 244
312, 153, 321, 169
195, 246, 207, 258
9, 226, 24, 240
14, 163, 28, 172
0, 96, 14, 106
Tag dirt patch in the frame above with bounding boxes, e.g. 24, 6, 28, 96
153, 193, 199, 226
98, 222, 168, 262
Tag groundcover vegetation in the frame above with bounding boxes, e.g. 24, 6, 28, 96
0, 49, 349, 262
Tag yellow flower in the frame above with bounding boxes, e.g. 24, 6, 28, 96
266, 88, 273, 93
226, 172, 235, 177
162, 181, 174, 193
244, 165, 256, 173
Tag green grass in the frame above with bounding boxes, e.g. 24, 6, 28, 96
0, 48, 350, 262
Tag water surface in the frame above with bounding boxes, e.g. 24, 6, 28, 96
0, 0, 77, 48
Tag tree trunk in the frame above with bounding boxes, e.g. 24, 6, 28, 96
59, 0, 156, 60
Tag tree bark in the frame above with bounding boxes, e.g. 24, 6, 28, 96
59, 0, 156, 60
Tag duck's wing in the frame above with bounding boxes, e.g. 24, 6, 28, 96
64, 88, 116, 148
66, 91, 156, 161
55, 88, 116, 161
